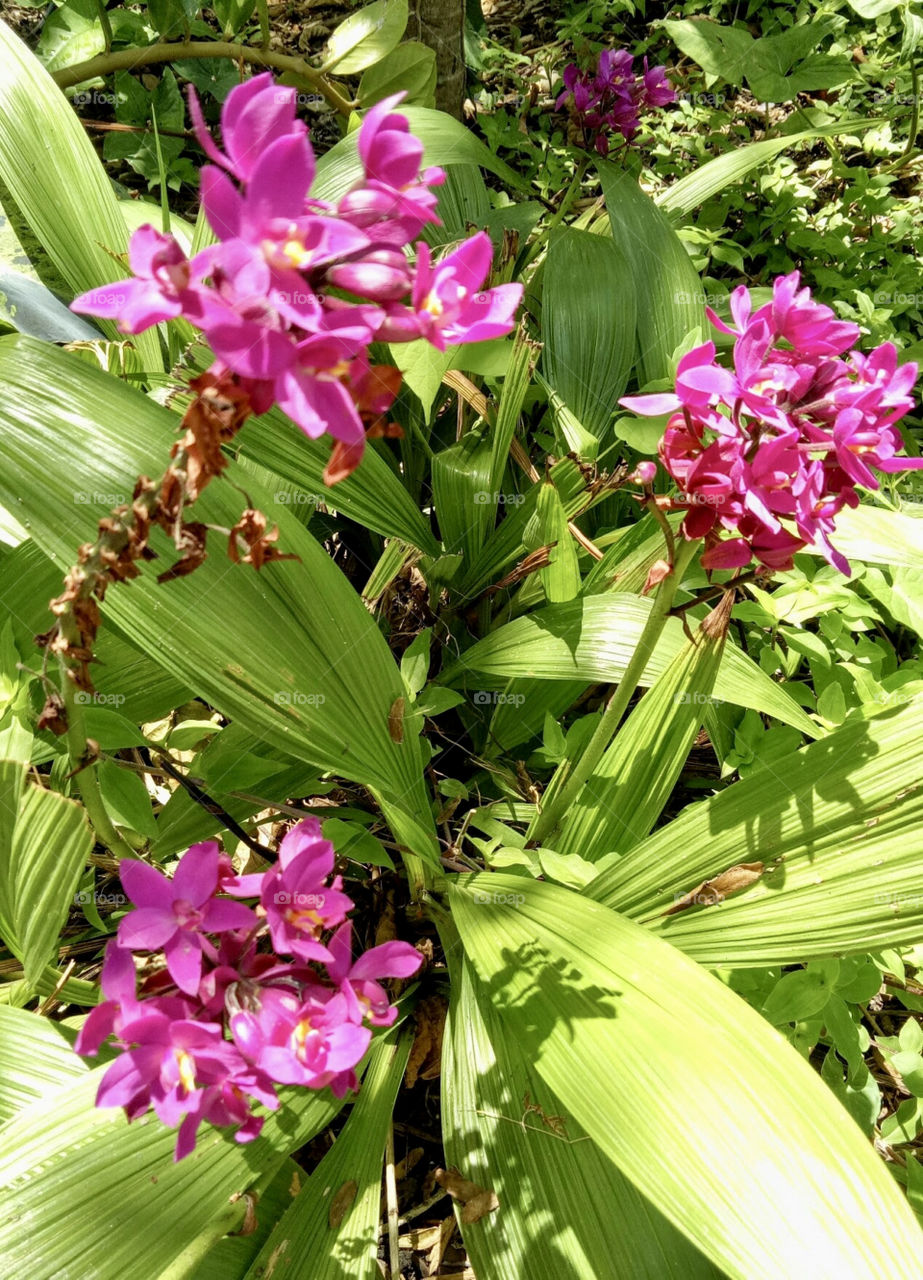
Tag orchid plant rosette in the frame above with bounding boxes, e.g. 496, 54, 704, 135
72, 75, 523, 482
75, 820, 422, 1160
621, 272, 923, 576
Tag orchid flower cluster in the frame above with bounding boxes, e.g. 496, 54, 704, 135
74, 820, 422, 1160
556, 48, 675, 153
621, 272, 923, 575
72, 74, 522, 480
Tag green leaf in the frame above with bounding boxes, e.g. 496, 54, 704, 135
552, 600, 728, 862
0, 762, 92, 985
541, 229, 636, 438
321, 0, 408, 74
0, 1008, 87, 1125
587, 699, 923, 966
657, 119, 885, 217
0, 22, 162, 372
449, 874, 923, 1277
0, 267, 101, 341
242, 1032, 410, 1280
0, 336, 438, 870
439, 593, 818, 736
662, 18, 754, 85
358, 41, 436, 108
535, 482, 581, 603
313, 105, 527, 203
234, 402, 440, 556
35, 0, 106, 73
825, 505, 923, 569
213, 0, 257, 37
598, 163, 703, 384
0, 1065, 343, 1279
442, 954, 721, 1279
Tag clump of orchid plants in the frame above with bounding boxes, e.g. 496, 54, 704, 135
556, 48, 675, 153
72, 74, 522, 481
74, 821, 422, 1160
621, 272, 923, 575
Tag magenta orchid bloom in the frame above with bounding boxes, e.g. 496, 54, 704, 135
621, 271, 921, 574
76, 816, 422, 1158
117, 843, 256, 996
72, 74, 522, 484
327, 922, 422, 1027
230, 985, 370, 1094
557, 47, 675, 153
260, 819, 352, 963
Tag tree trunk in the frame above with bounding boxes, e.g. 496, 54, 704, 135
407, 0, 465, 119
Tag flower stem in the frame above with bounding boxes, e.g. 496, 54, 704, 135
52, 42, 355, 118
527, 537, 700, 846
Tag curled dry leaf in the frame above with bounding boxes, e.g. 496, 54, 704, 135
405, 995, 448, 1088
663, 861, 765, 916
435, 1167, 500, 1225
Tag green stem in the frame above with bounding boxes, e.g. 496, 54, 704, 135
52, 42, 354, 118
60, 668, 136, 861
527, 538, 700, 846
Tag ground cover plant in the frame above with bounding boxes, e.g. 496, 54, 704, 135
1, 0, 923, 1276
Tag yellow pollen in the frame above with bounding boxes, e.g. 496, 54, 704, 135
175, 1049, 197, 1093
284, 906, 323, 931
423, 293, 444, 318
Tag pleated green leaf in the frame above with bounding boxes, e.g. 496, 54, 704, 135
0, 22, 161, 372
552, 601, 727, 861
0, 762, 92, 984
0, 1061, 343, 1280
535, 482, 581, 603
432, 420, 496, 565
0, 1007, 87, 1125
449, 874, 923, 1279
439, 593, 817, 735
656, 119, 883, 217
242, 1031, 410, 1280
817, 504, 923, 569
442, 954, 721, 1279
0, 337, 437, 865
598, 163, 703, 384
588, 698, 923, 966
541, 228, 637, 437
233, 405, 440, 556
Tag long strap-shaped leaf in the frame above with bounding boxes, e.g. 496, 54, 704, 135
442, 952, 722, 1279
588, 698, 923, 966
449, 874, 923, 1278
0, 1025, 344, 1280
0, 337, 437, 867
552, 600, 728, 861
439, 593, 817, 735
0, 23, 162, 373
242, 1030, 411, 1280
0, 761, 92, 986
